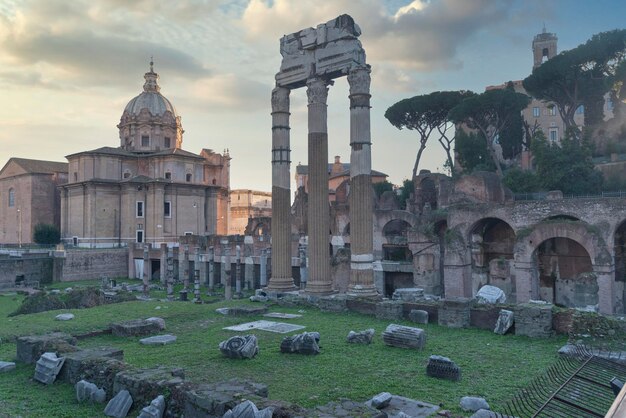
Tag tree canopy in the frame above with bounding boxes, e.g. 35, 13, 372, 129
385, 90, 473, 178
33, 223, 60, 245
449, 88, 530, 176
523, 29, 626, 138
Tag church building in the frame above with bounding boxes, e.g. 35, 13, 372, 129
60, 62, 230, 247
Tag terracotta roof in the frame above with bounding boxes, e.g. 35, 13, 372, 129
5, 158, 68, 174
67, 146, 203, 160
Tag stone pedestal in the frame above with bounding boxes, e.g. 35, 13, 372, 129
268, 86, 297, 292
515, 303, 553, 338
375, 301, 404, 321
438, 298, 471, 328
304, 78, 333, 295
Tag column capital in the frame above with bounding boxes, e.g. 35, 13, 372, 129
306, 78, 330, 105
348, 65, 371, 96
271, 86, 290, 113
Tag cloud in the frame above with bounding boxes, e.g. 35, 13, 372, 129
181, 73, 270, 111
241, 0, 517, 71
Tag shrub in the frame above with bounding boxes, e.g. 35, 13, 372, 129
33, 223, 60, 245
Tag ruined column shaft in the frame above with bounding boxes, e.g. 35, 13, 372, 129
268, 87, 296, 291
306, 78, 333, 294
347, 67, 377, 297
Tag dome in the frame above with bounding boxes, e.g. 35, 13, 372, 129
122, 62, 178, 118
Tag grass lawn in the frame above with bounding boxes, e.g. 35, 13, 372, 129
0, 283, 568, 417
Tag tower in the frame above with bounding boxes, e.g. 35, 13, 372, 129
532, 25, 558, 69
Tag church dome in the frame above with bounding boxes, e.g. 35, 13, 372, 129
122, 61, 178, 118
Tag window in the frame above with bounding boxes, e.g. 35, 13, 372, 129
136, 230, 144, 243
164, 201, 171, 218
73, 172, 78, 182
549, 128, 558, 142
123, 171, 131, 179
186, 173, 192, 182
576, 105, 584, 114
548, 105, 557, 116
533, 107, 540, 117
141, 135, 149, 147
165, 172, 171, 180
8, 188, 14, 207
136, 201, 144, 217
164, 137, 170, 148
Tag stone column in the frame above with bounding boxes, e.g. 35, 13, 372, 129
199, 250, 207, 288
142, 244, 150, 297
224, 245, 232, 300
305, 77, 333, 295
260, 249, 268, 287
268, 86, 296, 291
182, 245, 190, 291
235, 245, 242, 297
207, 246, 215, 292
159, 243, 167, 284
299, 243, 308, 290
166, 247, 174, 301
347, 66, 377, 297
193, 247, 201, 303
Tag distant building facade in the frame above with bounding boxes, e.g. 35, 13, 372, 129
0, 158, 68, 245
228, 189, 271, 235
60, 63, 230, 247
295, 155, 387, 201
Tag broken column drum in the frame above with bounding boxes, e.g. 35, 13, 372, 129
270, 14, 376, 297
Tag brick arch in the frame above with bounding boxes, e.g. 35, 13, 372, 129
515, 221, 610, 265
376, 210, 417, 230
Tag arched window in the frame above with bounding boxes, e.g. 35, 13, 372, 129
186, 173, 192, 182
8, 188, 15, 207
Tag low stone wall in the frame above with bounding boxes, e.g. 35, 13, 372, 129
0, 253, 53, 288
61, 249, 128, 281
469, 306, 502, 330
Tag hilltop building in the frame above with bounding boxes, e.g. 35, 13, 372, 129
60, 62, 230, 247
228, 189, 271, 235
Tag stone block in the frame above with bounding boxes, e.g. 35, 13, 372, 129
515, 304, 553, 338
223, 399, 272, 418
138, 395, 166, 418
219, 335, 259, 359
215, 306, 268, 316
113, 366, 185, 410
476, 285, 506, 304
381, 324, 425, 350
370, 392, 392, 409
139, 335, 177, 346
55, 313, 75, 321
57, 347, 124, 384
438, 298, 471, 328
494, 309, 514, 335
392, 288, 424, 302
312, 399, 386, 418
0, 361, 16, 373
280, 332, 320, 355
111, 319, 162, 337
76, 380, 106, 403
460, 396, 490, 412
183, 379, 268, 418
346, 329, 375, 344
318, 296, 348, 313
408, 309, 429, 324
375, 301, 404, 321
16, 332, 77, 364
426, 355, 461, 381
145, 317, 166, 330
104, 389, 133, 418
34, 352, 65, 385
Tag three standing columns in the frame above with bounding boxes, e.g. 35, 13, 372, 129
267, 87, 297, 291
347, 66, 376, 297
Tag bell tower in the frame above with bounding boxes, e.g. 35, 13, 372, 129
532, 25, 558, 69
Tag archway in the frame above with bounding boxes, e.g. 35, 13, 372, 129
382, 219, 411, 261
534, 237, 596, 308
469, 217, 516, 297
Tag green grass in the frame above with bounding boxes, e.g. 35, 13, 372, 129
0, 285, 568, 417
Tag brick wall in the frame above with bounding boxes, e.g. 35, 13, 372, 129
61, 249, 128, 282
0, 254, 53, 288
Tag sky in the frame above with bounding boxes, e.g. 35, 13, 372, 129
1, 0, 625, 192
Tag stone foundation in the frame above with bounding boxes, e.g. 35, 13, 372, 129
57, 347, 124, 384
16, 333, 78, 364
318, 296, 348, 313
